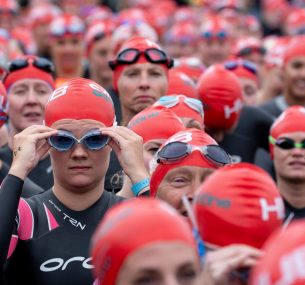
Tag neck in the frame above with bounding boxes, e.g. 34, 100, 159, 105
121, 106, 136, 126
90, 71, 111, 87
52, 179, 105, 211
277, 177, 305, 208
8, 123, 19, 150
55, 63, 83, 79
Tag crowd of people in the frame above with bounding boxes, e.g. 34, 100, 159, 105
1, 0, 305, 284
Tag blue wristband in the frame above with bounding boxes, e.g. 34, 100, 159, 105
131, 178, 150, 196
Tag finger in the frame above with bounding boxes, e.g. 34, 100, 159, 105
36, 141, 51, 159
108, 139, 122, 157
100, 126, 141, 141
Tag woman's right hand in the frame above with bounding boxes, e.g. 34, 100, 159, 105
9, 125, 57, 180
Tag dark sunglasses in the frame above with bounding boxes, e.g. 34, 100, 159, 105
269, 136, 305, 150
109, 48, 174, 70
48, 129, 110, 152
4, 57, 55, 77
237, 46, 266, 57
224, 60, 257, 75
157, 141, 231, 167
202, 30, 228, 40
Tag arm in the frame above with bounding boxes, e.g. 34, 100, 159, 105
0, 125, 57, 268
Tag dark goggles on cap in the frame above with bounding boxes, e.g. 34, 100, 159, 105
48, 129, 110, 152
237, 46, 266, 57
224, 60, 257, 75
157, 141, 231, 167
109, 48, 174, 70
269, 136, 305, 150
4, 57, 54, 78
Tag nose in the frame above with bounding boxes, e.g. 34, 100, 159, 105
185, 178, 202, 203
291, 147, 305, 157
71, 143, 89, 159
26, 88, 39, 104
138, 72, 150, 90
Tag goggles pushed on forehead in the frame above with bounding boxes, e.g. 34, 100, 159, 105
50, 21, 85, 37
5, 57, 54, 75
109, 48, 174, 70
237, 46, 266, 57
224, 60, 257, 75
269, 136, 305, 150
157, 96, 204, 119
48, 129, 110, 152
157, 141, 231, 167
202, 30, 228, 40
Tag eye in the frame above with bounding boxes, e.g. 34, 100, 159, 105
147, 147, 159, 155
12, 88, 26, 96
170, 176, 190, 187
178, 267, 198, 282
133, 275, 159, 285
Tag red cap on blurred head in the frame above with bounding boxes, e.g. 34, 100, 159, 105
45, 78, 115, 127
29, 3, 61, 28
193, 163, 284, 248
112, 36, 170, 91
284, 8, 305, 36
164, 21, 199, 44
233, 37, 265, 57
269, 106, 305, 157
128, 105, 185, 143
49, 13, 85, 38
85, 20, 116, 55
173, 57, 206, 82
200, 16, 230, 41
150, 128, 219, 197
283, 38, 305, 66
197, 64, 243, 131
91, 198, 197, 285
154, 95, 204, 126
250, 220, 305, 285
168, 70, 198, 99
3, 55, 55, 91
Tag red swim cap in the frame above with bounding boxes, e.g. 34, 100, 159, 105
168, 70, 198, 99
250, 221, 305, 285
3, 55, 55, 91
283, 38, 305, 66
128, 105, 185, 143
44, 78, 115, 127
0, 81, 7, 127
91, 198, 197, 285
150, 128, 219, 197
269, 106, 305, 157
197, 64, 243, 131
193, 163, 284, 249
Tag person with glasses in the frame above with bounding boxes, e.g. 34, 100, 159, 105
105, 36, 173, 192
269, 106, 305, 220
224, 59, 259, 106
118, 105, 185, 198
0, 78, 150, 285
194, 163, 284, 285
198, 16, 232, 67
91, 198, 201, 285
149, 128, 231, 216
48, 13, 85, 87
0, 55, 55, 190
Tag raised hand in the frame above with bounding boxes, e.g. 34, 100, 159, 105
9, 125, 57, 180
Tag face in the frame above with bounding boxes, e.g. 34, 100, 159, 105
283, 57, 305, 101
157, 166, 215, 216
143, 139, 165, 170
117, 62, 168, 115
116, 242, 200, 285
165, 42, 198, 59
8, 78, 53, 133
239, 77, 258, 106
88, 35, 113, 86
50, 36, 84, 72
273, 132, 305, 183
50, 119, 111, 193
199, 39, 231, 67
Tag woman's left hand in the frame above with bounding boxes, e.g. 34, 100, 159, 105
99, 126, 149, 184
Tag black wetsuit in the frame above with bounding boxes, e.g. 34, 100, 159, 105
220, 105, 274, 164
284, 200, 305, 221
259, 95, 287, 118
0, 175, 124, 285
0, 145, 53, 190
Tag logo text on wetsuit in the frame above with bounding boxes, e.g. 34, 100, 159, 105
40, 257, 93, 272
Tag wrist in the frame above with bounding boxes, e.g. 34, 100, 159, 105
131, 177, 150, 197
8, 165, 27, 181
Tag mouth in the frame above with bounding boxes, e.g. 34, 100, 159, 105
288, 161, 305, 167
69, 166, 91, 170
135, 95, 155, 102
23, 112, 42, 118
